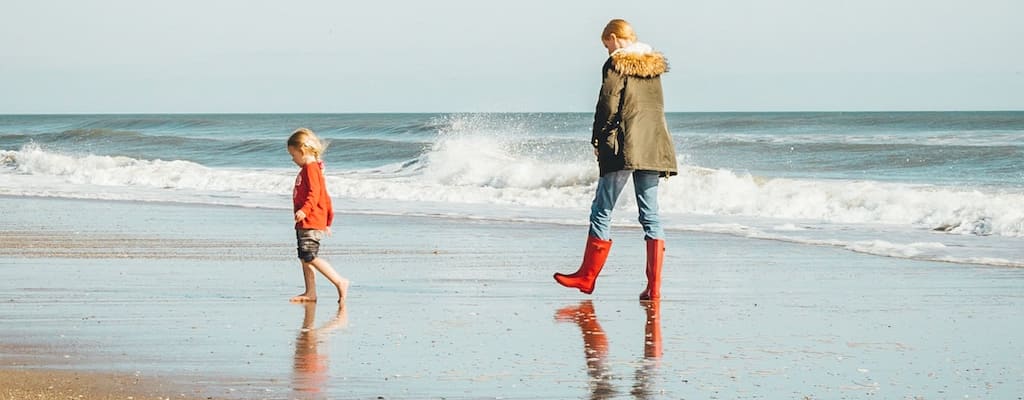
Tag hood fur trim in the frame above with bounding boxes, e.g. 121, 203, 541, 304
610, 42, 668, 78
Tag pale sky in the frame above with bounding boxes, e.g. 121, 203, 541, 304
2, 0, 1022, 113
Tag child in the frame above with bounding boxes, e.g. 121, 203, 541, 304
287, 128, 348, 303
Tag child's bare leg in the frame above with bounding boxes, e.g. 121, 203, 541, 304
290, 262, 318, 303
309, 257, 349, 302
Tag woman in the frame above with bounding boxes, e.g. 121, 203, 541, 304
554, 19, 677, 301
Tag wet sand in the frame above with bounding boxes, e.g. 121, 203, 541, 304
1, 196, 1023, 399
0, 368, 203, 400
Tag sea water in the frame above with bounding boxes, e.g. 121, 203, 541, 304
1, 112, 1022, 266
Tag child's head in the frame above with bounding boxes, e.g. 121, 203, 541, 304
287, 128, 326, 162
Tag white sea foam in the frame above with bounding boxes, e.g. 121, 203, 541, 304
659, 166, 1024, 237
420, 131, 595, 189
3, 142, 1023, 267
4, 142, 1024, 240
675, 221, 1024, 268
2, 143, 293, 194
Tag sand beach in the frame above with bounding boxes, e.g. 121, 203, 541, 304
1, 195, 1022, 399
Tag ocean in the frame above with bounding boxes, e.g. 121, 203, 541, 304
2, 112, 1022, 267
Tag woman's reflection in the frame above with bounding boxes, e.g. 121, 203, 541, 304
555, 300, 616, 399
631, 300, 662, 399
555, 300, 663, 400
292, 301, 348, 397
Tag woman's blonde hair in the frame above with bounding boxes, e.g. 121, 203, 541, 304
602, 19, 636, 41
287, 127, 327, 159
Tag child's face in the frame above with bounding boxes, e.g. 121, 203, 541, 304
288, 146, 310, 166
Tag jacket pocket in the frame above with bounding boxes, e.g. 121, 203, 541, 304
602, 127, 622, 155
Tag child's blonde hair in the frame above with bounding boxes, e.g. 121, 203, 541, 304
287, 128, 327, 159
602, 19, 637, 41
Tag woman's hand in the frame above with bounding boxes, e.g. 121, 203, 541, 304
294, 210, 306, 222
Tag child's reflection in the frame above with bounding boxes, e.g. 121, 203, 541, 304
555, 300, 663, 400
292, 301, 348, 397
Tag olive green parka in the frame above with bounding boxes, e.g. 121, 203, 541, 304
591, 43, 678, 177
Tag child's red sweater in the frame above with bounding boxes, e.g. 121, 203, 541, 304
293, 161, 334, 230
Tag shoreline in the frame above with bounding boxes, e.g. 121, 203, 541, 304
4, 193, 1021, 269
4, 193, 1019, 270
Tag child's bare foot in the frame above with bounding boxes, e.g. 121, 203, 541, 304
336, 278, 350, 303
290, 294, 317, 303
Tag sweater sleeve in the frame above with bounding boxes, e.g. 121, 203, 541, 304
297, 164, 322, 219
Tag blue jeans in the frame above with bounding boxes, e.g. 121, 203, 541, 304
589, 170, 664, 240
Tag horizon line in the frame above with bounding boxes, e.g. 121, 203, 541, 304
2, 109, 1023, 116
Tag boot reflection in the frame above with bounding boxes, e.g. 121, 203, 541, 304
642, 300, 662, 359
555, 300, 616, 400
631, 300, 663, 399
292, 301, 348, 397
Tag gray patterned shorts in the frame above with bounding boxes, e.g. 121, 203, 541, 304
296, 229, 325, 262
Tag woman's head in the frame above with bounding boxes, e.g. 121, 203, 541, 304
601, 19, 636, 53
287, 128, 326, 163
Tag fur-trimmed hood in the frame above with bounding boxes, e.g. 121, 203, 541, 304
610, 42, 668, 78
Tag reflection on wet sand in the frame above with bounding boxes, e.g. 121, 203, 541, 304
555, 300, 615, 399
631, 300, 662, 399
292, 301, 348, 397
555, 300, 663, 400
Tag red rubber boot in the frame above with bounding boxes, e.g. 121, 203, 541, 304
553, 236, 612, 294
639, 239, 664, 301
